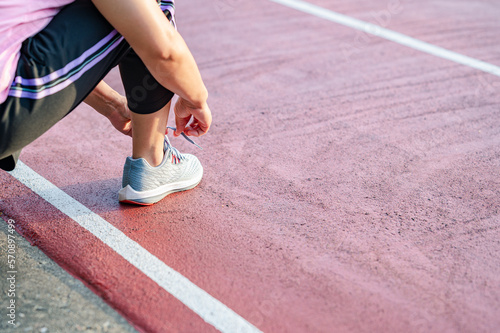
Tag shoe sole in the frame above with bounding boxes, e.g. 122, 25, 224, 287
118, 165, 203, 205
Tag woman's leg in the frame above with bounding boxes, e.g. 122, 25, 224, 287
131, 102, 170, 167
119, 47, 175, 167
118, 5, 176, 167
116, 4, 203, 205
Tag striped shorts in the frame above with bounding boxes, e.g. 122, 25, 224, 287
0, 0, 176, 171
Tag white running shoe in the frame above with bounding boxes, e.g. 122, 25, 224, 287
119, 134, 203, 205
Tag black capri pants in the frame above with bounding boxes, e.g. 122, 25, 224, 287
0, 0, 176, 171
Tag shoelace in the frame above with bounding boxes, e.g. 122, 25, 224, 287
164, 135, 184, 164
166, 126, 203, 150
165, 127, 202, 164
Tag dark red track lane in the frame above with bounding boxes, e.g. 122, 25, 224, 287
1, 0, 499, 332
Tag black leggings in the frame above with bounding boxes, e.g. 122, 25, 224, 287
0, 0, 175, 171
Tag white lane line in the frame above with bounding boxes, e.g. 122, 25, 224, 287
8, 160, 261, 333
268, 0, 500, 77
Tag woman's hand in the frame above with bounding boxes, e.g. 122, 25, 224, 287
84, 81, 133, 137
107, 95, 133, 137
173, 97, 212, 137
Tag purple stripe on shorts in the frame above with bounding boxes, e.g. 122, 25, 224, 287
160, 4, 175, 15
161, 5, 176, 29
8, 37, 124, 100
12, 30, 120, 87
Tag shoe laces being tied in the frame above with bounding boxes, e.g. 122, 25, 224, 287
165, 126, 203, 164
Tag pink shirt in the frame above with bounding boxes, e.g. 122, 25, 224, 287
0, 0, 75, 104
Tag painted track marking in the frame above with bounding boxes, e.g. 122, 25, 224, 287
269, 0, 500, 77
8, 161, 261, 333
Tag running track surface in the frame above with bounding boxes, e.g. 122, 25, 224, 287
1, 0, 500, 332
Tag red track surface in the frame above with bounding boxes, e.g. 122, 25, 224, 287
1, 0, 500, 332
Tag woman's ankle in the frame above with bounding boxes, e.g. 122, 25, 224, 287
132, 144, 164, 167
